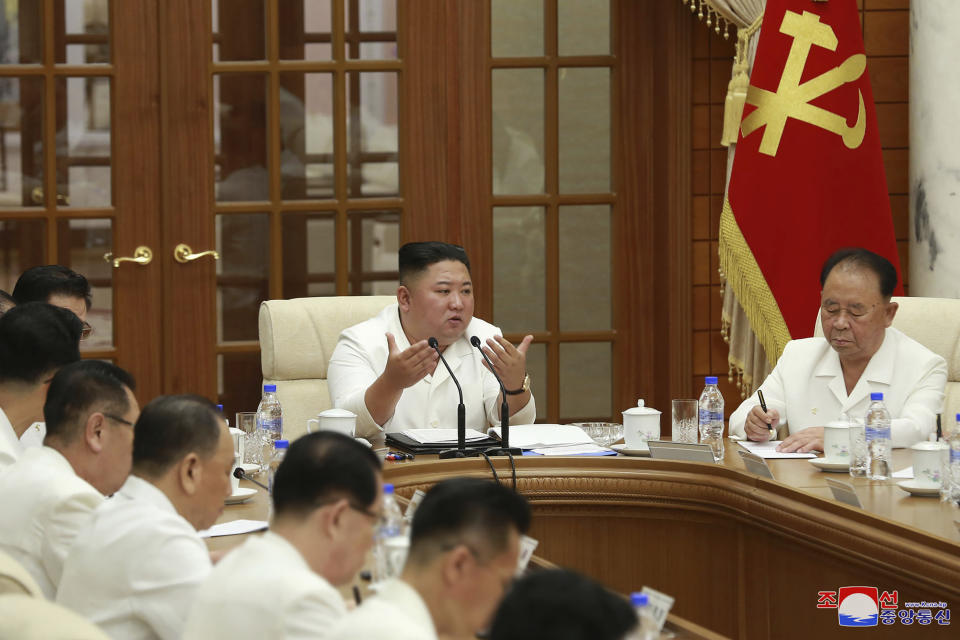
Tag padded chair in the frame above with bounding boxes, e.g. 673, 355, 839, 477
0, 594, 110, 639
259, 295, 395, 441
813, 296, 960, 429
0, 549, 42, 597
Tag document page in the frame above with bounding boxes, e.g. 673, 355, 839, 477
737, 440, 817, 459
488, 424, 594, 449
402, 428, 489, 444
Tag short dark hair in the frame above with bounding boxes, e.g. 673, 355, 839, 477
408, 478, 530, 565
132, 395, 222, 478
12, 265, 92, 310
489, 569, 637, 640
44, 361, 136, 445
272, 431, 382, 517
820, 248, 898, 298
0, 302, 82, 385
0, 290, 14, 315
398, 242, 471, 286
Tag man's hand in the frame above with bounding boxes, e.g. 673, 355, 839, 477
776, 426, 824, 453
482, 335, 533, 390
745, 406, 780, 442
381, 332, 438, 391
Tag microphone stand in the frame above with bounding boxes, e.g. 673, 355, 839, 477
431, 337, 482, 459
234, 467, 269, 491
471, 336, 522, 456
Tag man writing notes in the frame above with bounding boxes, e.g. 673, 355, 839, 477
730, 248, 947, 453
0, 361, 139, 599
328, 477, 529, 640
184, 431, 383, 639
328, 241, 536, 438
57, 395, 234, 640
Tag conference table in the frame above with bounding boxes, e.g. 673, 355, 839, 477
209, 439, 960, 639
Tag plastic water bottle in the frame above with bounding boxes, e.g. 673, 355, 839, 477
215, 404, 228, 428
630, 592, 657, 640
375, 484, 406, 582
267, 439, 288, 496
947, 414, 960, 502
256, 384, 283, 463
698, 376, 725, 462
865, 392, 891, 481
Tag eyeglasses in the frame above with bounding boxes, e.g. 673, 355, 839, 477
102, 413, 134, 427
80, 321, 94, 341
820, 302, 879, 322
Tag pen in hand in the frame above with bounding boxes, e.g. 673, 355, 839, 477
757, 389, 774, 433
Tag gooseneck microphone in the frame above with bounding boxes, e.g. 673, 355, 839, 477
430, 337, 481, 459
234, 467, 269, 491
471, 336, 522, 456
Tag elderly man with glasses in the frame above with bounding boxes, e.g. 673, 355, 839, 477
730, 248, 947, 453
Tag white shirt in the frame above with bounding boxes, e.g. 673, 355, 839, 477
0, 446, 103, 598
328, 304, 537, 438
57, 475, 212, 640
19, 422, 46, 450
729, 328, 947, 448
327, 579, 437, 640
183, 531, 347, 639
0, 407, 22, 472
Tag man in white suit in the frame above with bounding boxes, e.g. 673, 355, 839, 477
57, 395, 234, 640
328, 477, 529, 640
730, 248, 947, 452
183, 431, 383, 639
0, 360, 138, 598
328, 241, 536, 437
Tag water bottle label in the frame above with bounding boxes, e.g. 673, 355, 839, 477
951, 449, 960, 464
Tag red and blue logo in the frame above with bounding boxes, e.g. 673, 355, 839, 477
838, 586, 879, 627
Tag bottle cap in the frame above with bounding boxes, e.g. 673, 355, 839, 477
215, 404, 223, 412
705, 376, 718, 385
630, 592, 648, 607
274, 439, 289, 449
870, 392, 883, 401
263, 384, 277, 393
383, 483, 395, 494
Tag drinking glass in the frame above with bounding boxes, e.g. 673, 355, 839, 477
672, 399, 699, 444
235, 412, 261, 468
848, 418, 867, 478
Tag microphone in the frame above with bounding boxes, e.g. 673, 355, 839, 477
234, 467, 269, 491
430, 337, 481, 459
470, 336, 522, 456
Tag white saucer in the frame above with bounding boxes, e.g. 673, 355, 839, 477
611, 443, 650, 457
239, 463, 260, 476
809, 458, 849, 472
225, 487, 257, 504
896, 480, 940, 497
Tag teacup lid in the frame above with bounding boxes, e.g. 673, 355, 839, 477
318, 408, 356, 418
911, 441, 947, 451
622, 399, 661, 416
824, 420, 849, 429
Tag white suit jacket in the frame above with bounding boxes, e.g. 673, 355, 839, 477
327, 579, 437, 640
183, 531, 347, 639
0, 446, 103, 598
0, 407, 22, 472
57, 475, 212, 640
729, 328, 946, 448
328, 304, 536, 438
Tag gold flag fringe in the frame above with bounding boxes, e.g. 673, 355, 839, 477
718, 197, 792, 370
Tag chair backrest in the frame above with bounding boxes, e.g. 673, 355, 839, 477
259, 295, 395, 441
0, 593, 111, 639
0, 549, 42, 597
813, 296, 960, 428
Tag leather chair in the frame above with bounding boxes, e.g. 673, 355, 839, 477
813, 296, 960, 430
0, 549, 42, 597
258, 296, 395, 442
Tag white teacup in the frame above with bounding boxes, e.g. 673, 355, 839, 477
911, 441, 948, 488
228, 427, 246, 461
622, 399, 661, 450
307, 408, 357, 437
823, 420, 850, 463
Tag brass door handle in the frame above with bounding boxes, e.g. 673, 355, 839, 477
174, 243, 220, 264
103, 246, 153, 269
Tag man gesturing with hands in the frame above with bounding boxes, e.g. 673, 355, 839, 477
328, 242, 536, 438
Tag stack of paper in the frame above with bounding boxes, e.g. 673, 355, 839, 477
736, 440, 817, 459
488, 424, 594, 450
401, 428, 489, 444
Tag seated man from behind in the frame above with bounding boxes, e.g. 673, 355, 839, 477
730, 248, 947, 452
57, 395, 234, 640
0, 361, 138, 599
0, 303, 82, 472
328, 241, 536, 438
328, 477, 530, 640
489, 568, 638, 640
184, 431, 383, 639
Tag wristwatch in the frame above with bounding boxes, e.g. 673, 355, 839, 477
504, 373, 531, 395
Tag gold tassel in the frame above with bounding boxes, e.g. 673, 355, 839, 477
720, 15, 763, 147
